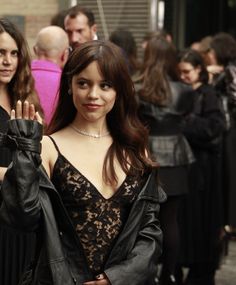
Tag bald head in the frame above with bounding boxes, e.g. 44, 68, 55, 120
34, 26, 69, 67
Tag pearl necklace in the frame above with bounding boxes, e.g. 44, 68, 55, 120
70, 125, 110, 138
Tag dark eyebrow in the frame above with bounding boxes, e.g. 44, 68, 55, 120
76, 76, 88, 80
102, 79, 112, 84
0, 48, 19, 52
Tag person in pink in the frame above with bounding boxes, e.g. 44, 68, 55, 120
31, 26, 69, 125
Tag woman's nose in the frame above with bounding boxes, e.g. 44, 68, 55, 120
3, 54, 12, 65
88, 86, 99, 99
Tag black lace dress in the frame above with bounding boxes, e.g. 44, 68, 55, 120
0, 105, 36, 285
50, 137, 146, 277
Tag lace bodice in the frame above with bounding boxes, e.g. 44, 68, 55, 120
51, 152, 145, 275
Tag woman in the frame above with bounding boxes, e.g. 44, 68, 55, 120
178, 49, 225, 285
109, 28, 140, 76
0, 40, 166, 285
0, 18, 43, 285
0, 18, 43, 180
135, 36, 195, 285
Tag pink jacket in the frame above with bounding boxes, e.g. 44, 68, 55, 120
31, 59, 62, 124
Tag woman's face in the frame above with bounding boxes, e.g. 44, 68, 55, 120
0, 32, 19, 86
178, 62, 201, 86
71, 60, 117, 124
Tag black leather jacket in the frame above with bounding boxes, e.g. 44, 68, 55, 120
138, 81, 195, 167
0, 119, 166, 285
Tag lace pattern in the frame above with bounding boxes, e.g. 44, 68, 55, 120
52, 154, 145, 275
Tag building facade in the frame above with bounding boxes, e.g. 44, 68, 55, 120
0, 0, 235, 57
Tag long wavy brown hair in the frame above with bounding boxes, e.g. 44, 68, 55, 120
47, 40, 157, 186
138, 36, 179, 106
0, 18, 43, 115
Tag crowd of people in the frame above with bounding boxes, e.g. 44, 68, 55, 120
0, 3, 235, 285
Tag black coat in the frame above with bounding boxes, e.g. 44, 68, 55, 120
212, 64, 236, 227
0, 119, 166, 285
183, 84, 226, 152
178, 83, 226, 265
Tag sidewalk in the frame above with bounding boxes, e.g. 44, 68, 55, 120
215, 240, 236, 285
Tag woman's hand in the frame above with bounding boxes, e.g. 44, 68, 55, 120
11, 100, 42, 124
207, 64, 224, 75
83, 273, 111, 285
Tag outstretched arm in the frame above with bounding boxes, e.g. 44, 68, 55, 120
0, 101, 43, 231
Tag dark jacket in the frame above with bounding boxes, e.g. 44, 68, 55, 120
138, 81, 195, 167
0, 119, 166, 285
212, 62, 236, 128
178, 83, 225, 265
184, 84, 226, 152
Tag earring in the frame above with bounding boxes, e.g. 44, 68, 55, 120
68, 88, 72, 95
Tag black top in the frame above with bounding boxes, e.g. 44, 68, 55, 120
0, 106, 11, 167
50, 137, 146, 276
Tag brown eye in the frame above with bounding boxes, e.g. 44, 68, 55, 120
100, 82, 112, 90
11, 50, 19, 57
78, 80, 88, 88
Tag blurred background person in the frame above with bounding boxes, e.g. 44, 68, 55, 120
177, 48, 225, 285
31, 25, 70, 125
136, 36, 195, 285
208, 32, 236, 238
0, 17, 43, 285
190, 41, 201, 52
141, 29, 172, 50
109, 28, 140, 77
194, 36, 213, 66
64, 5, 97, 50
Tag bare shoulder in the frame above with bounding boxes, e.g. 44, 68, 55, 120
41, 135, 58, 178
41, 135, 56, 153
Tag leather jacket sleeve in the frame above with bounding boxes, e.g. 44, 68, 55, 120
0, 119, 43, 231
104, 198, 162, 285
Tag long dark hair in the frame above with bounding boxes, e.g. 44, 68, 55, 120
109, 29, 140, 75
0, 18, 43, 114
48, 40, 157, 185
178, 49, 209, 84
138, 36, 178, 106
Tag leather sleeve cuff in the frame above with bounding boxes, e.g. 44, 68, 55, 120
2, 119, 43, 154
